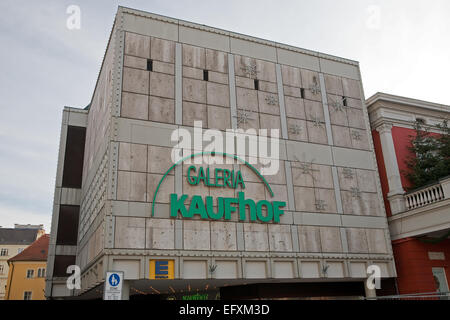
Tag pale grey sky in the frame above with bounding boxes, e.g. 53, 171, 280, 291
0, 0, 449, 231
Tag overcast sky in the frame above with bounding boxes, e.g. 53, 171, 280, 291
0, 0, 449, 231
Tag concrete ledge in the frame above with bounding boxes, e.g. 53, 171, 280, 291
60, 188, 82, 205
286, 140, 333, 166
332, 147, 375, 170
341, 215, 387, 229
277, 47, 320, 71
55, 245, 78, 256
116, 117, 178, 147
388, 198, 450, 240
319, 57, 360, 80
293, 212, 341, 226
179, 25, 230, 52
123, 12, 178, 41
49, 282, 74, 297
65, 108, 88, 127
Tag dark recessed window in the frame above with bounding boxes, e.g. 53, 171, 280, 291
62, 126, 86, 188
56, 205, 80, 245
203, 69, 209, 81
53, 255, 76, 277
342, 96, 347, 107
300, 88, 305, 99
254, 79, 259, 90
147, 59, 153, 71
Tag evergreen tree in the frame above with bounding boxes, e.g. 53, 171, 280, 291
404, 120, 450, 189
435, 119, 450, 177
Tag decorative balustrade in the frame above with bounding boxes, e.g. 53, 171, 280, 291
405, 182, 445, 210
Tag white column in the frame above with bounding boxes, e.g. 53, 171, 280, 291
122, 280, 130, 300
375, 123, 406, 214
364, 280, 377, 299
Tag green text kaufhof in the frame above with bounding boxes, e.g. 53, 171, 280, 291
170, 192, 286, 222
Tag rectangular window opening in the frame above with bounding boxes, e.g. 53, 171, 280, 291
342, 96, 347, 107
147, 59, 153, 72
26, 269, 34, 278
56, 205, 80, 245
38, 268, 45, 278
203, 69, 209, 81
254, 79, 259, 90
62, 126, 86, 188
53, 255, 76, 277
300, 88, 305, 99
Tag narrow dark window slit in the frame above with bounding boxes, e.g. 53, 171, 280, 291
147, 59, 153, 71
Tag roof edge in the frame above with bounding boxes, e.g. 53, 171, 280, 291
366, 92, 450, 113
7, 234, 50, 263
63, 106, 89, 113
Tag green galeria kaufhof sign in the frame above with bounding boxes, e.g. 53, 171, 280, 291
152, 152, 286, 223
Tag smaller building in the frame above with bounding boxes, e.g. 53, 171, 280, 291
4, 234, 49, 300
0, 225, 45, 300
367, 92, 450, 297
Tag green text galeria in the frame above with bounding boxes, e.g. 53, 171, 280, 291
170, 166, 286, 222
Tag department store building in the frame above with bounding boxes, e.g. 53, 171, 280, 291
46, 6, 396, 299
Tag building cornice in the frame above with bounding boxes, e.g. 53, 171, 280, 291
371, 117, 443, 134
366, 92, 450, 114
366, 92, 449, 132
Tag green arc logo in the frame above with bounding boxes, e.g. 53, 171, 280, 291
151, 151, 274, 217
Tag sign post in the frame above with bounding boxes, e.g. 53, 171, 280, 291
104, 271, 124, 300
